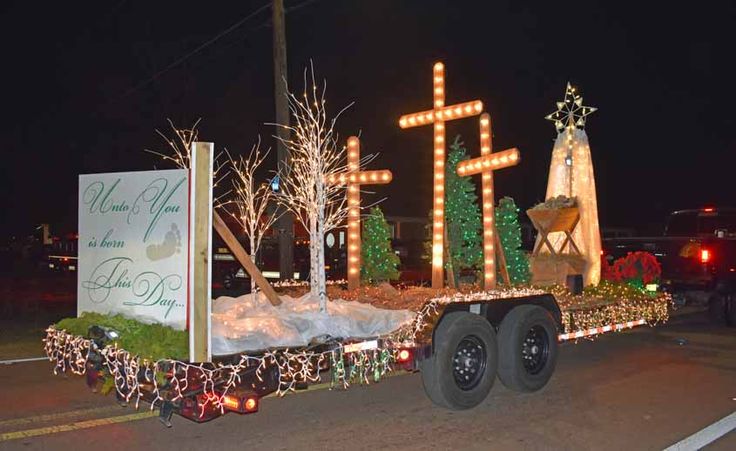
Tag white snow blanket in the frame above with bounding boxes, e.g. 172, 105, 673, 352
210, 293, 413, 356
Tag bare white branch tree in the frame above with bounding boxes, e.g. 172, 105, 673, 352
145, 118, 228, 201
145, 118, 201, 169
272, 66, 354, 312
222, 138, 282, 293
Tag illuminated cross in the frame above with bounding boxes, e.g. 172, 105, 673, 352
327, 136, 392, 291
456, 113, 520, 288
399, 62, 484, 289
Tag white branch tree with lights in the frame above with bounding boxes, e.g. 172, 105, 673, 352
274, 67, 353, 312
145, 118, 227, 190
145, 118, 201, 169
223, 139, 282, 293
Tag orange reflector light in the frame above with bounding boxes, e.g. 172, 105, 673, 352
221, 395, 240, 411
244, 398, 258, 412
700, 249, 711, 263
397, 349, 411, 362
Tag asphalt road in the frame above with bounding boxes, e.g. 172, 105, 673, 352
1, 311, 734, 450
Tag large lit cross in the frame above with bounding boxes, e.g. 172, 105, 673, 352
327, 136, 392, 291
457, 113, 520, 288
399, 62, 484, 289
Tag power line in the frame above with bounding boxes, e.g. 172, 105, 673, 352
120, 2, 271, 99
117, 0, 325, 101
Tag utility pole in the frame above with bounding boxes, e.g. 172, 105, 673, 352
273, 0, 294, 281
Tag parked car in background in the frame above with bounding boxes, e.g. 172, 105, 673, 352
603, 207, 736, 326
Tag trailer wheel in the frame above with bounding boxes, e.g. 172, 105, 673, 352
498, 305, 558, 393
419, 312, 498, 410
707, 293, 727, 326
725, 293, 736, 327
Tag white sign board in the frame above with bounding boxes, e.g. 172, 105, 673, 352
78, 169, 190, 330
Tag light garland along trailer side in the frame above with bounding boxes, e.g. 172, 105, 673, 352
152, 293, 564, 422
394, 293, 564, 409
73, 293, 563, 424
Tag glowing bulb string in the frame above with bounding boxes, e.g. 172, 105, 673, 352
44, 286, 670, 410
44, 327, 405, 414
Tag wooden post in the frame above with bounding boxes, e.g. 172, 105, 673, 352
494, 227, 512, 286
213, 211, 282, 306
189, 142, 213, 363
273, 0, 294, 282
443, 221, 456, 289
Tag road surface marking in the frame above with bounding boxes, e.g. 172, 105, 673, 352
0, 405, 127, 428
0, 369, 409, 441
0, 357, 47, 365
0, 411, 156, 442
664, 410, 736, 450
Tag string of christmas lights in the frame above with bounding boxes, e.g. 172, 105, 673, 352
44, 326, 401, 417
361, 207, 400, 284
444, 136, 483, 279
494, 197, 531, 285
44, 285, 670, 414
272, 279, 347, 288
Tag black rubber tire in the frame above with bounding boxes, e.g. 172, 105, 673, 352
707, 293, 728, 326
725, 293, 736, 328
419, 312, 498, 410
497, 305, 558, 393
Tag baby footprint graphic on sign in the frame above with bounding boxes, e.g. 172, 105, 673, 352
146, 223, 182, 261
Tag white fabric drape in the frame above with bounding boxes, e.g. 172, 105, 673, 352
538, 128, 602, 285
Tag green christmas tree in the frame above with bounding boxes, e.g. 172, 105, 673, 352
495, 197, 530, 285
361, 206, 400, 284
445, 135, 483, 275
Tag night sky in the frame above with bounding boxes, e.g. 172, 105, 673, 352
2, 0, 734, 239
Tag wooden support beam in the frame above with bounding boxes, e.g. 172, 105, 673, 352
213, 211, 282, 306
190, 142, 213, 363
494, 227, 512, 286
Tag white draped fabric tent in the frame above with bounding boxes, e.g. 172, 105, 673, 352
537, 83, 602, 285
540, 127, 602, 285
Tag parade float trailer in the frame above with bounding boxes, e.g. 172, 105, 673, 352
44, 63, 669, 426
45, 285, 668, 426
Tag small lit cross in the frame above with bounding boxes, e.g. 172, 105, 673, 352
327, 136, 392, 290
456, 113, 520, 288
399, 62, 484, 289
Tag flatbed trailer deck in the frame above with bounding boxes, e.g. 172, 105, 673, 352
44, 289, 668, 426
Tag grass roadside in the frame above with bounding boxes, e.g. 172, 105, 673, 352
0, 322, 47, 360
0, 274, 76, 361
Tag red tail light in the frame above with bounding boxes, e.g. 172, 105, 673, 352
700, 249, 711, 263
397, 349, 412, 363
220, 393, 259, 413
221, 395, 240, 411
244, 397, 258, 412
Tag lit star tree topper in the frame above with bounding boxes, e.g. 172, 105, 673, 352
544, 82, 597, 132
538, 82, 602, 285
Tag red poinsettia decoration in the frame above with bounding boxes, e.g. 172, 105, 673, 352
601, 251, 661, 286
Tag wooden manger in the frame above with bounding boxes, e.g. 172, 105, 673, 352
528, 206, 581, 256
527, 205, 585, 285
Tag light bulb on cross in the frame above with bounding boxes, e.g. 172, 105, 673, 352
327, 136, 392, 290
399, 62, 483, 289
456, 113, 520, 288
